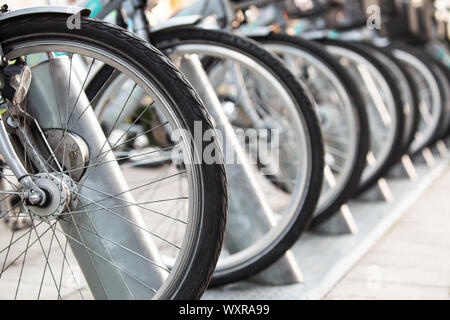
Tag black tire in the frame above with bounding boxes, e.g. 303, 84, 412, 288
413, 41, 450, 140
0, 14, 227, 299
150, 27, 324, 286
388, 42, 447, 156
358, 43, 420, 155
250, 34, 369, 228
425, 56, 450, 140
320, 39, 405, 194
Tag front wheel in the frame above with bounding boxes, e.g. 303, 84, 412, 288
150, 28, 324, 286
252, 34, 369, 227
389, 42, 447, 156
0, 14, 227, 299
322, 40, 405, 194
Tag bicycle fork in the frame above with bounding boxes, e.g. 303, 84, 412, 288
0, 47, 47, 206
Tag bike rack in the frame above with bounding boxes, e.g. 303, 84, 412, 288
204, 138, 449, 299
313, 179, 394, 236
315, 159, 398, 236
178, 50, 450, 291
313, 204, 358, 235
177, 53, 436, 284
303, 138, 431, 239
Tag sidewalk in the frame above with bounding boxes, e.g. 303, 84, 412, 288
325, 167, 450, 300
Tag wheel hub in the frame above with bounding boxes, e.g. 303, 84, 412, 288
23, 173, 78, 221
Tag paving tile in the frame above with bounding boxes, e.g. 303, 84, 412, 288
326, 278, 449, 300
326, 166, 450, 300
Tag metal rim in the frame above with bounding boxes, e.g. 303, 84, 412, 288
166, 43, 312, 272
263, 43, 360, 215
392, 49, 443, 155
370, 49, 416, 151
326, 45, 398, 186
1, 39, 202, 300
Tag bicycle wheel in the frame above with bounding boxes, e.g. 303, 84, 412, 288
0, 13, 227, 299
389, 42, 447, 155
426, 57, 450, 140
432, 59, 450, 139
148, 28, 324, 285
423, 41, 450, 138
430, 61, 450, 140
357, 43, 420, 155
322, 39, 405, 194
251, 34, 369, 227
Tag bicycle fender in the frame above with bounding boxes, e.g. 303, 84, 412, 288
238, 26, 274, 38
150, 15, 203, 34
0, 6, 91, 23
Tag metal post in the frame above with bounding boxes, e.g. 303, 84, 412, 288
26, 57, 165, 299
312, 204, 358, 235
387, 155, 418, 181
435, 139, 449, 158
422, 147, 436, 167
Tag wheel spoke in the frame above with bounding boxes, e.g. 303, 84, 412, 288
13, 219, 34, 300
72, 191, 182, 250
52, 224, 158, 295
59, 216, 171, 273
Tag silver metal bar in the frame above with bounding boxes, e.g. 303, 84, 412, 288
0, 112, 46, 204
0, 113, 29, 181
